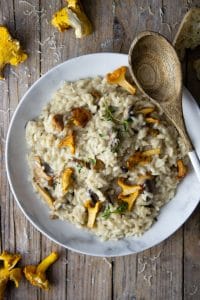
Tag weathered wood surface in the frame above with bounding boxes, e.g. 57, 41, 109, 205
0, 0, 200, 299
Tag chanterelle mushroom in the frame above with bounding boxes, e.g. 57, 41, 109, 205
118, 191, 140, 211
24, 252, 59, 290
84, 200, 102, 228
33, 156, 53, 185
117, 178, 142, 196
127, 148, 160, 169
136, 107, 155, 115
106, 66, 136, 95
177, 159, 187, 179
71, 107, 92, 127
33, 182, 55, 209
62, 168, 73, 194
58, 130, 76, 154
0, 251, 22, 300
0, 26, 27, 80
52, 0, 92, 38
52, 114, 64, 132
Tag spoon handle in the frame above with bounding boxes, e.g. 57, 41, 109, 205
163, 101, 193, 152
188, 151, 200, 182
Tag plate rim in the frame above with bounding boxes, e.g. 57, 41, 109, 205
5, 52, 200, 257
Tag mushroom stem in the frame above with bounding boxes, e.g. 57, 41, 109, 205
118, 78, 136, 95
0, 277, 8, 300
36, 252, 59, 273
106, 66, 136, 95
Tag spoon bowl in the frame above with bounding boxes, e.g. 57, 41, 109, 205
128, 31, 192, 152
128, 31, 182, 104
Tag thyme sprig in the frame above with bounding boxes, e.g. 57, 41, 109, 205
102, 203, 128, 219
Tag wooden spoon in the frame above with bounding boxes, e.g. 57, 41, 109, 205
128, 31, 200, 180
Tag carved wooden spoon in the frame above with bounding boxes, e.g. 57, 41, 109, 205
128, 31, 200, 181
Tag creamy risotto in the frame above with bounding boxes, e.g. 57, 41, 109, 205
25, 76, 187, 240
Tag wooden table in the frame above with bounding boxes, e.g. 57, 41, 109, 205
1, 1, 200, 299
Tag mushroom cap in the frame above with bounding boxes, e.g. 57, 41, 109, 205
0, 251, 21, 270
24, 265, 49, 290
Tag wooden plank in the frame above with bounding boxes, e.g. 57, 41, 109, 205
113, 255, 137, 300
67, 252, 112, 300
136, 231, 183, 300
39, 1, 68, 299
135, 1, 188, 299
0, 0, 42, 299
60, 1, 114, 299
112, 1, 187, 299
183, 1, 200, 299
183, 204, 200, 300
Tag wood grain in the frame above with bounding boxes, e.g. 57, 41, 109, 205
0, 1, 200, 299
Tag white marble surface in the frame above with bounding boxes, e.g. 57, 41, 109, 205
5, 53, 200, 256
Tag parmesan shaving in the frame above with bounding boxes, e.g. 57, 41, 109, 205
138, 261, 147, 274
149, 251, 161, 262
102, 257, 112, 269
143, 274, 153, 287
189, 285, 198, 296
19, 0, 46, 24
166, 270, 172, 282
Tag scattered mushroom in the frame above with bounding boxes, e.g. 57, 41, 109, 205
52, 114, 64, 132
24, 252, 59, 290
33, 156, 53, 185
141, 148, 161, 157
127, 148, 161, 169
52, 0, 92, 38
126, 151, 151, 169
88, 189, 99, 203
148, 128, 159, 137
177, 159, 187, 179
144, 178, 156, 193
0, 26, 27, 80
71, 107, 92, 127
137, 173, 153, 185
106, 66, 136, 95
33, 183, 55, 209
93, 159, 105, 171
72, 157, 90, 169
145, 117, 160, 124
90, 89, 102, 103
0, 251, 22, 300
118, 191, 140, 211
58, 130, 75, 154
0, 252, 21, 271
136, 107, 155, 115
117, 178, 142, 196
51, 7, 70, 32
84, 200, 102, 228
61, 168, 73, 194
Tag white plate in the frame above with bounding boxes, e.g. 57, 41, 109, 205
6, 53, 200, 257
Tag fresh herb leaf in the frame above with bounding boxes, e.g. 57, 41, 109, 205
88, 158, 97, 165
99, 133, 105, 138
77, 165, 83, 173
111, 141, 120, 153
102, 205, 112, 219
122, 118, 133, 131
113, 202, 128, 214
103, 104, 133, 133
102, 203, 128, 219
103, 105, 118, 122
